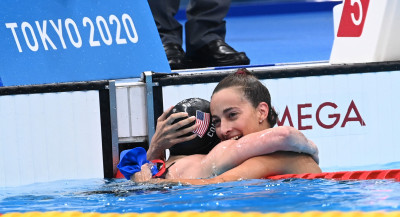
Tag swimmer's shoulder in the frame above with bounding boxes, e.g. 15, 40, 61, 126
226, 152, 321, 179
165, 154, 208, 179
166, 154, 204, 166
260, 151, 322, 174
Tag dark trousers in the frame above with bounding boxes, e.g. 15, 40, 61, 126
147, 0, 231, 56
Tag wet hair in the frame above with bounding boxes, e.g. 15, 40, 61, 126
212, 68, 278, 127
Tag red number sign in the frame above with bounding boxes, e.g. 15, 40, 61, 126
337, 0, 370, 37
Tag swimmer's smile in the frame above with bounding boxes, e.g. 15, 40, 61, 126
229, 135, 242, 140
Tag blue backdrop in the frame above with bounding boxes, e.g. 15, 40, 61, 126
0, 0, 170, 87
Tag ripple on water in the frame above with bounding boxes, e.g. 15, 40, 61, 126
1, 167, 400, 213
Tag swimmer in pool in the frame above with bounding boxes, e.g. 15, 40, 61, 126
125, 68, 321, 184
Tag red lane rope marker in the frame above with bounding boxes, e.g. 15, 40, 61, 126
115, 168, 400, 181
267, 169, 400, 181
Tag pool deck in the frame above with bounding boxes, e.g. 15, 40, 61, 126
177, 0, 341, 67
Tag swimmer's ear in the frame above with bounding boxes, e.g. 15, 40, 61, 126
256, 102, 269, 123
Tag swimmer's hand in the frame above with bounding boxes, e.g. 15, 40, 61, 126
130, 163, 153, 182
148, 106, 198, 160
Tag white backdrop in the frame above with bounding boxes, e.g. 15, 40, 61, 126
0, 91, 104, 187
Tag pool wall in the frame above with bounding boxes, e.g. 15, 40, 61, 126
0, 82, 120, 187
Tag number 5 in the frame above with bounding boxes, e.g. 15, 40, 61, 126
351, 0, 363, 26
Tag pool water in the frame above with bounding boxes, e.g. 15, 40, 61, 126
1, 171, 400, 213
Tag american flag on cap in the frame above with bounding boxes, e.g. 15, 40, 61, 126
192, 110, 210, 138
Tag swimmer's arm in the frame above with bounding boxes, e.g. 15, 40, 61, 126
149, 155, 285, 185
147, 106, 198, 161
244, 126, 318, 160
201, 126, 318, 175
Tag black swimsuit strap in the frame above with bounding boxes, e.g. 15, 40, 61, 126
158, 162, 176, 179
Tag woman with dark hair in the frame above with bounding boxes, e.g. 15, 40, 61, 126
119, 69, 321, 184
211, 68, 279, 140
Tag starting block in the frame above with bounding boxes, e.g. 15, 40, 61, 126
330, 0, 400, 64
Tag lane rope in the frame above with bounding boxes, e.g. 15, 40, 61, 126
2, 211, 400, 217
267, 169, 400, 181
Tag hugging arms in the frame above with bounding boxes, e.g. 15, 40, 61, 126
127, 107, 320, 183
121, 69, 322, 184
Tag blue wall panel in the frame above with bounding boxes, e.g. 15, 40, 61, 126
0, 0, 170, 87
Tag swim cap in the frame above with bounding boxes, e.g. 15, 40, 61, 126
167, 98, 220, 156
117, 147, 159, 180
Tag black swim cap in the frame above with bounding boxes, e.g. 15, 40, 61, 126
167, 98, 220, 156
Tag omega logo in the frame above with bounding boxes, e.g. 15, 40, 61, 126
277, 100, 366, 130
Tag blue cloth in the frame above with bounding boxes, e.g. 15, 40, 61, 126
117, 147, 159, 180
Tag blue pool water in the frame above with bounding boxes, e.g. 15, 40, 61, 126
1, 162, 400, 214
